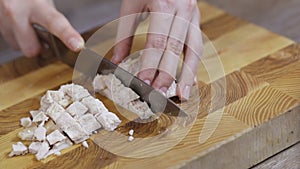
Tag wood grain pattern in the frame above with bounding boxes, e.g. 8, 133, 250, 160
0, 1, 299, 169
225, 86, 299, 126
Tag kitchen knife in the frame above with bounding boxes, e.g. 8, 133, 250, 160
33, 24, 187, 117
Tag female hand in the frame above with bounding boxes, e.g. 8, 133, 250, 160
112, 0, 203, 100
0, 0, 84, 57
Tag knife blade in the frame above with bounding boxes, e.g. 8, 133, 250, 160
33, 24, 187, 117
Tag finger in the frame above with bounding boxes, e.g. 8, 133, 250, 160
0, 26, 19, 50
177, 10, 202, 101
112, 14, 140, 64
137, 11, 175, 85
12, 17, 42, 57
31, 4, 84, 52
152, 7, 194, 93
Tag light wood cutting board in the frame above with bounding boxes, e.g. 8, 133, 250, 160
0, 2, 299, 169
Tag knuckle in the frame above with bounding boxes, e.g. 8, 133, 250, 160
168, 38, 184, 56
138, 69, 156, 81
2, 1, 16, 19
154, 71, 174, 87
149, 35, 168, 50
187, 0, 197, 9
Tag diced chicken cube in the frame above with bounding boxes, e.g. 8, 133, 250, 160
47, 90, 64, 103
45, 102, 65, 121
34, 126, 47, 141
95, 112, 121, 131
55, 112, 89, 143
81, 96, 108, 115
59, 84, 90, 101
58, 95, 72, 108
9, 142, 28, 157
31, 110, 49, 123
46, 130, 66, 145
18, 126, 37, 140
20, 117, 32, 128
77, 114, 101, 134
128, 100, 155, 120
36, 142, 50, 160
93, 74, 107, 92
40, 92, 54, 111
66, 101, 88, 117
99, 88, 113, 100
29, 142, 42, 154
52, 139, 73, 152
166, 81, 177, 98
111, 87, 140, 107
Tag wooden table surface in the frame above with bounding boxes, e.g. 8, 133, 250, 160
0, 2, 299, 169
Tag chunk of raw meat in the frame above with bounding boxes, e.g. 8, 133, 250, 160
35, 142, 50, 160
34, 126, 47, 141
30, 110, 49, 123
93, 74, 107, 92
46, 130, 66, 145
77, 114, 101, 134
66, 101, 88, 117
111, 87, 140, 108
20, 117, 32, 128
29, 142, 42, 154
55, 112, 89, 143
95, 112, 121, 131
9, 142, 28, 157
45, 102, 65, 121
59, 84, 90, 101
18, 126, 37, 140
128, 100, 155, 120
129, 129, 134, 136
81, 96, 108, 115
52, 138, 73, 152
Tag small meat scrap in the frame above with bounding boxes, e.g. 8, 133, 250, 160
129, 129, 134, 136
82, 141, 89, 148
9, 142, 28, 157
34, 126, 47, 141
128, 136, 134, 142
45, 102, 65, 121
59, 84, 90, 101
55, 112, 89, 143
81, 96, 108, 115
35, 142, 50, 160
29, 142, 42, 154
18, 126, 37, 141
30, 110, 49, 123
128, 100, 155, 120
66, 101, 88, 117
20, 117, 32, 128
95, 112, 121, 131
77, 114, 101, 135
46, 130, 66, 145
40, 93, 54, 111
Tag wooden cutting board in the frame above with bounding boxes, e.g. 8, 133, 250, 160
0, 2, 299, 169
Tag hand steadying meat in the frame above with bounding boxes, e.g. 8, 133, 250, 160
0, 0, 84, 57
112, 0, 203, 100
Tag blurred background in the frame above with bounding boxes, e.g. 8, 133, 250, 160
0, 0, 299, 63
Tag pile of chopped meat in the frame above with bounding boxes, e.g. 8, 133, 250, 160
9, 84, 121, 160
93, 55, 177, 120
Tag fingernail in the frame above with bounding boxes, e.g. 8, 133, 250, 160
144, 80, 151, 85
159, 87, 168, 96
69, 37, 84, 51
182, 85, 191, 100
